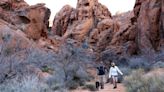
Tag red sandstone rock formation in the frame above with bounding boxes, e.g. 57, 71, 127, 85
0, 0, 50, 40
52, 0, 112, 42
51, 0, 164, 63
134, 0, 164, 54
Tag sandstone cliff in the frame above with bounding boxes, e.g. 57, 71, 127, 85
51, 0, 164, 62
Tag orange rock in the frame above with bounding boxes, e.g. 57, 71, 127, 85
0, 0, 50, 40
52, 0, 112, 43
134, 0, 163, 54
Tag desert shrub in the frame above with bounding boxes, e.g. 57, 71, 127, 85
124, 69, 164, 92
128, 57, 151, 71
120, 67, 132, 76
3, 47, 14, 56
66, 80, 79, 90
0, 38, 93, 91
83, 83, 97, 91
51, 42, 92, 89
153, 50, 164, 62
2, 33, 11, 42
152, 61, 164, 68
0, 75, 52, 92
123, 69, 146, 92
41, 65, 53, 74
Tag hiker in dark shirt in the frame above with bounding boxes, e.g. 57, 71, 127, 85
96, 61, 106, 89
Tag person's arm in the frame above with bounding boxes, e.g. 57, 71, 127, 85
104, 67, 108, 73
116, 66, 123, 75
109, 67, 112, 78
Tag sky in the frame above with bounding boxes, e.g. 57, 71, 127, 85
25, 0, 136, 26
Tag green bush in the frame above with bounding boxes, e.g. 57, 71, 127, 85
41, 65, 53, 74
124, 69, 164, 92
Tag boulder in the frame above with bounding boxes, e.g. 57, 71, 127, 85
17, 3, 50, 40
51, 5, 75, 36
0, 0, 51, 40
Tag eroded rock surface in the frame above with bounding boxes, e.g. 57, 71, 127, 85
0, 0, 51, 40
134, 0, 164, 54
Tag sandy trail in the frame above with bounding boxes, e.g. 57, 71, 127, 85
71, 83, 126, 92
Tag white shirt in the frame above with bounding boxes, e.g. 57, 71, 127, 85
109, 66, 123, 78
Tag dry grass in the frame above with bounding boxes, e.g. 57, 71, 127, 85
124, 69, 164, 92
0, 75, 52, 92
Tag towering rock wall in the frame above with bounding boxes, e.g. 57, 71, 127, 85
134, 0, 164, 54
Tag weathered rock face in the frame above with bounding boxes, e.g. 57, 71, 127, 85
0, 0, 28, 10
108, 12, 137, 56
159, 0, 164, 51
17, 3, 50, 40
0, 19, 31, 59
134, 0, 164, 54
102, 0, 164, 60
0, 0, 51, 40
52, 0, 138, 61
52, 0, 112, 42
51, 0, 164, 62
51, 5, 74, 36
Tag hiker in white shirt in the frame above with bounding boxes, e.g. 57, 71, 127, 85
109, 62, 123, 89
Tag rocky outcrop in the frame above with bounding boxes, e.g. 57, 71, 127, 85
0, 19, 31, 53
0, 0, 51, 40
134, 0, 164, 54
51, 5, 74, 36
52, 0, 112, 42
52, 0, 138, 61
110, 12, 137, 55
17, 3, 51, 40
51, 0, 164, 63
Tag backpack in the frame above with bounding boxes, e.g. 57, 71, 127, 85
97, 66, 105, 75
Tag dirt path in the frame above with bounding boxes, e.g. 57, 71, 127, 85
71, 83, 126, 92
71, 67, 126, 92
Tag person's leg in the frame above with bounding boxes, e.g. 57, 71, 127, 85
112, 76, 116, 88
96, 75, 99, 90
100, 75, 104, 89
114, 76, 118, 88
101, 75, 105, 89
95, 81, 99, 90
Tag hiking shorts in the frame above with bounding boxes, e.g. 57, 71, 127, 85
111, 75, 118, 82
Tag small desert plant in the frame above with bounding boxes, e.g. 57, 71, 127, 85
123, 69, 146, 92
41, 65, 53, 74
152, 61, 164, 68
124, 69, 164, 92
120, 67, 132, 76
66, 80, 79, 90
83, 83, 97, 91
0, 75, 52, 92
129, 57, 151, 72
3, 47, 14, 56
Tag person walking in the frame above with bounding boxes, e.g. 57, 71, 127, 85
96, 61, 106, 89
109, 62, 123, 89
